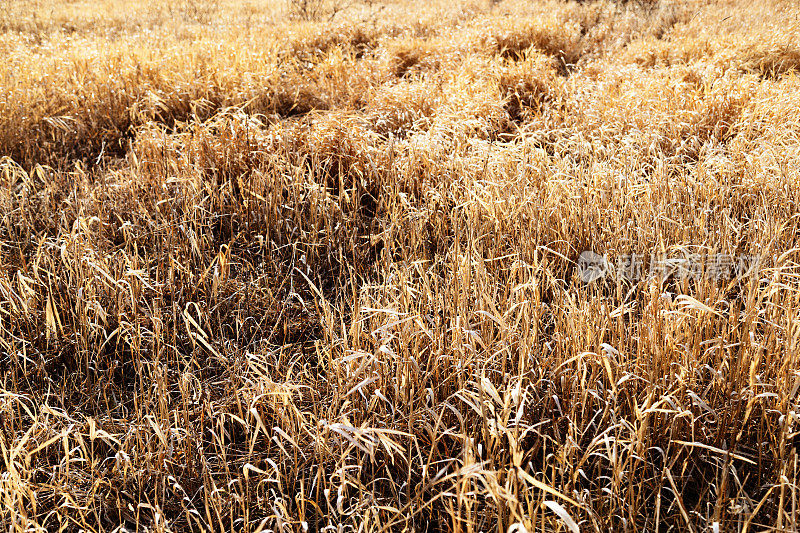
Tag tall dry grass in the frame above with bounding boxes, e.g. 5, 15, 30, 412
1, 0, 800, 531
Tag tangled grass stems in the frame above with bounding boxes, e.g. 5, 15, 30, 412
1, 0, 800, 531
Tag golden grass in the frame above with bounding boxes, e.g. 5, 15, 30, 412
1, 0, 800, 530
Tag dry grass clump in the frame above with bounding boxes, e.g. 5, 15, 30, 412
624, 0, 800, 77
2, 0, 800, 531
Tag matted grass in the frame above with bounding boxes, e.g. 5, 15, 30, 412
1, 0, 800, 531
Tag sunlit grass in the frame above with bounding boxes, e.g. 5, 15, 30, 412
1, 0, 799, 531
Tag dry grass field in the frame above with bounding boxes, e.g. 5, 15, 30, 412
1, 0, 800, 530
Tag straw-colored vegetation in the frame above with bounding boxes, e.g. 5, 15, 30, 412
1, 0, 800, 530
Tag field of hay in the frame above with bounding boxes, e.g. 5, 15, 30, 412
1, 0, 800, 530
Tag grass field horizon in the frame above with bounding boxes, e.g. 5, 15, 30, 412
1, 0, 800, 530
